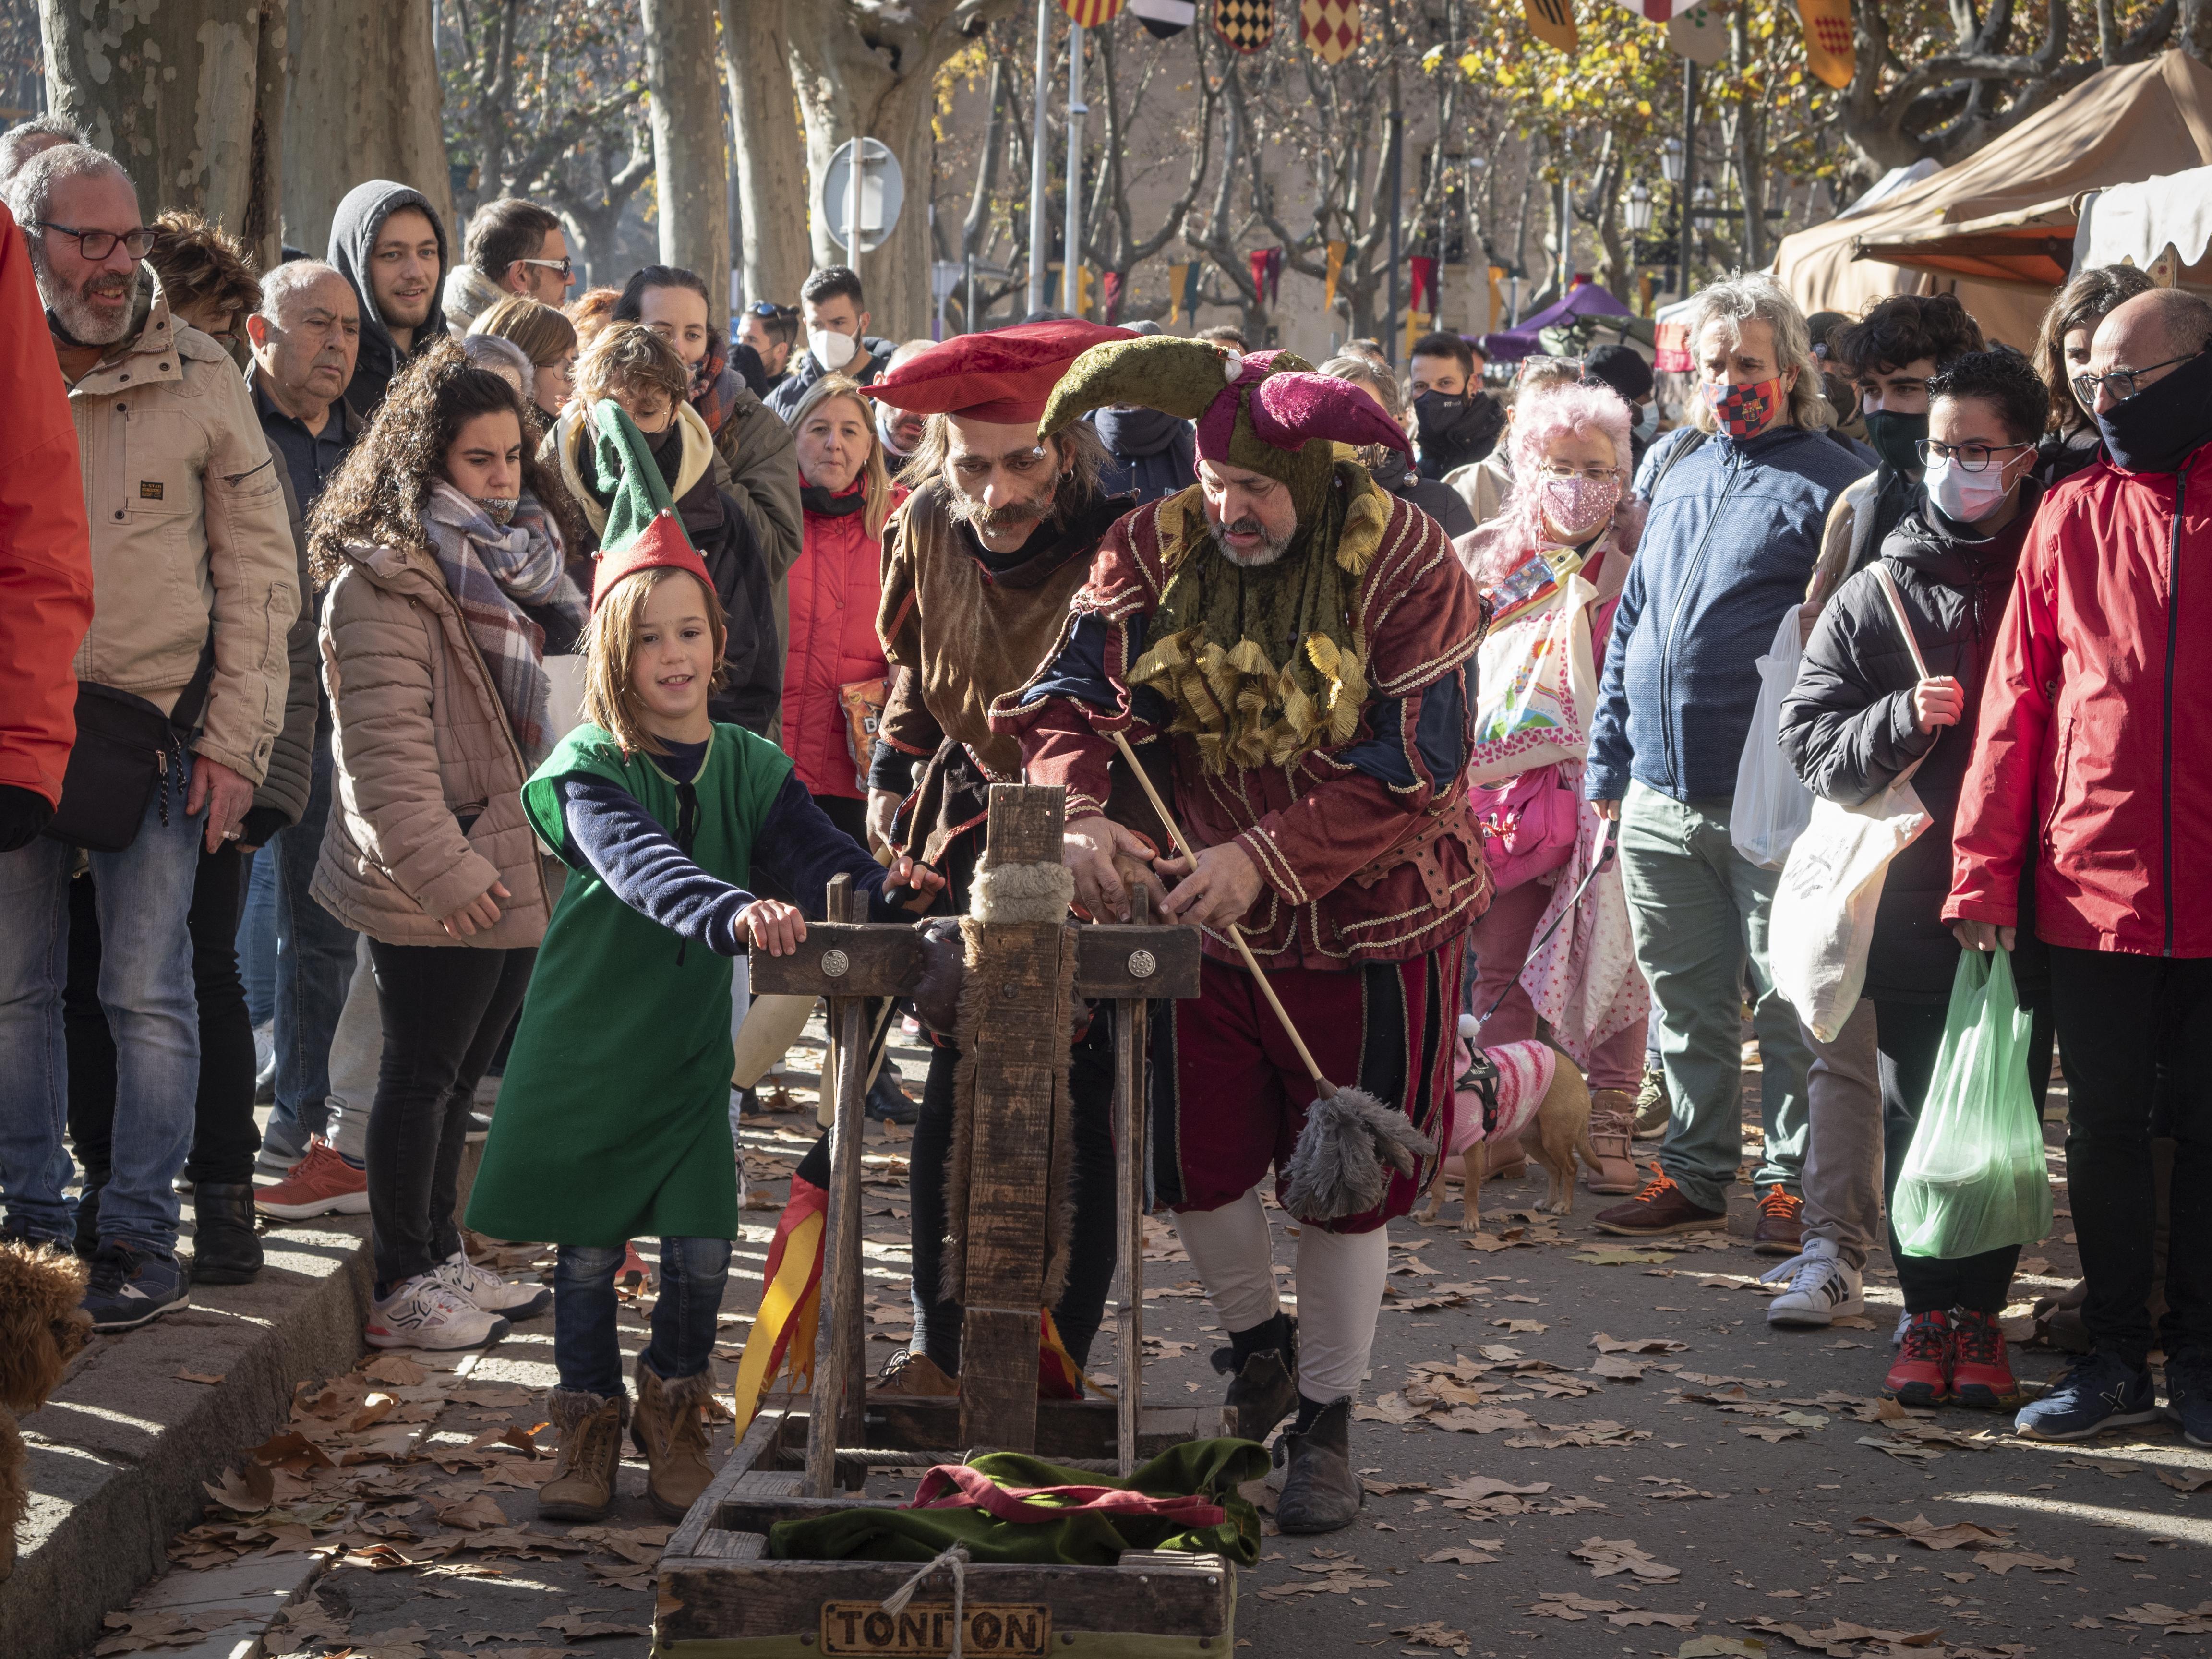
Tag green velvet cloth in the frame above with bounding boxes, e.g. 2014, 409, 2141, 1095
767, 1440, 1268, 1567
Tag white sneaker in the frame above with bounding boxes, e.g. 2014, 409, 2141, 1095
433, 1250, 553, 1320
1760, 1237, 1864, 1328
252, 1021, 276, 1076
1893, 1308, 1912, 1347
367, 1274, 512, 1350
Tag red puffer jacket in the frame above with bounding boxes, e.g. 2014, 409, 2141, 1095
782, 480, 893, 799
1946, 445, 2212, 956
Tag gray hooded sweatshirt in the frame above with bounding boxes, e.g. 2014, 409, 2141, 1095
328, 180, 449, 419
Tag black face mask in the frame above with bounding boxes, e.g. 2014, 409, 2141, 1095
1412, 389, 1473, 442
1862, 409, 1928, 477
2096, 348, 2212, 473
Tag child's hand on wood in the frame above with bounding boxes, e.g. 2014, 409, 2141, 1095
736, 898, 807, 956
885, 853, 948, 914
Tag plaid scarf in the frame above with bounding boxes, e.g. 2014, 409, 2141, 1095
423, 482, 586, 767
690, 348, 739, 444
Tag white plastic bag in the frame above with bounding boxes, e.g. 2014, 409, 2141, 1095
1730, 605, 1816, 869
1469, 572, 1599, 787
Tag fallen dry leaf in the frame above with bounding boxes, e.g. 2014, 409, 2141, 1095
1422, 1545, 1498, 1564
433, 1492, 509, 1531
1392, 1620, 1469, 1652
540, 1611, 651, 1637
1572, 1535, 1681, 1582
2109, 1600, 2212, 1635
1738, 1424, 1802, 1443
2156, 1467, 2212, 1492
202, 1461, 275, 1513
1590, 1334, 1690, 1354
1853, 1513, 2011, 1550
1973, 1551, 2075, 1574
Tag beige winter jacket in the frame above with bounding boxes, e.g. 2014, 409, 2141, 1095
312, 536, 553, 949
64, 276, 299, 783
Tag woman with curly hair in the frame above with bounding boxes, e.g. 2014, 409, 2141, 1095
307, 341, 588, 1350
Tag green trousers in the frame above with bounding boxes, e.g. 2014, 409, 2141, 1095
1617, 781, 1811, 1214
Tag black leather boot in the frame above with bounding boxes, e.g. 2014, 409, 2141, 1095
1274, 1395, 1362, 1534
189, 1182, 264, 1284
1214, 1318, 1299, 1443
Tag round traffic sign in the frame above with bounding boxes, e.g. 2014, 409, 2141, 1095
821, 138, 905, 254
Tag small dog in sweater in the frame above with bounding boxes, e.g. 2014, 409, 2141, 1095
1414, 1016, 1596, 1231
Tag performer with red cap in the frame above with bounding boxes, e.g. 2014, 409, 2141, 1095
857, 318, 1137, 1396
993, 337, 1491, 1532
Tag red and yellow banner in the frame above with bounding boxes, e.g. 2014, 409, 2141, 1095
1058, 0, 1128, 25
1323, 240, 1347, 313
1301, 0, 1361, 62
1795, 0, 1854, 87
730, 1176, 826, 1434
1215, 0, 1276, 54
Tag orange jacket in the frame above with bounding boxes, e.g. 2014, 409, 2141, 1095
0, 201, 95, 806
781, 481, 894, 800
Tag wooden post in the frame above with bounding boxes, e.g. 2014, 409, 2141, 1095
805, 874, 870, 1496
957, 785, 1070, 1455
1113, 884, 1151, 1476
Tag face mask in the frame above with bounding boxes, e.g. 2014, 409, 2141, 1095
1412, 389, 1471, 440
1539, 474, 1619, 541
481, 496, 520, 527
1704, 374, 1787, 439
1633, 402, 1659, 443
810, 326, 858, 372
2094, 348, 2212, 473
1862, 409, 1928, 476
1923, 456, 2014, 526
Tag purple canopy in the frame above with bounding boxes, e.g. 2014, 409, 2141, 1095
1479, 280, 1635, 362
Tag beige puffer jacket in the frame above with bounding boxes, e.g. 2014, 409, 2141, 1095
312, 537, 552, 949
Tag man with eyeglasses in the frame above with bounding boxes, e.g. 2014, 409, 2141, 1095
443, 198, 573, 333
1946, 287, 2212, 1447
738, 301, 800, 391
0, 144, 298, 1330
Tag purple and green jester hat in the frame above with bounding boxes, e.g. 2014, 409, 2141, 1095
1036, 337, 1415, 771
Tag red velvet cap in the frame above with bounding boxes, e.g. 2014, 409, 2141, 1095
861, 319, 1133, 423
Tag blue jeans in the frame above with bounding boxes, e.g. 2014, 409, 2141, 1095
271, 723, 359, 1141
236, 845, 277, 1029
0, 755, 204, 1250
553, 1237, 732, 1395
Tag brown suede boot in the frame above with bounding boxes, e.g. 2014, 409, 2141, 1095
1631, 1062, 1670, 1141
538, 1388, 627, 1521
1582, 1090, 1642, 1194
632, 1358, 719, 1519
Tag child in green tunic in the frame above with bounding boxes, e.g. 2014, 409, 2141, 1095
464, 402, 943, 1521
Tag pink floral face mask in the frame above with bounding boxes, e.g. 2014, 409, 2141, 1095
1539, 472, 1619, 540
1705, 374, 1786, 438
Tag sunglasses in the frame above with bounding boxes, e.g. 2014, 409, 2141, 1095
520, 256, 573, 279
744, 301, 799, 320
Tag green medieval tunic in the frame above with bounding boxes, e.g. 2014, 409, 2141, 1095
464, 721, 792, 1247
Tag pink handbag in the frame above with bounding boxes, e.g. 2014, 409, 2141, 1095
1472, 761, 1581, 894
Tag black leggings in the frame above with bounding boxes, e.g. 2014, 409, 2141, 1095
363, 940, 535, 1291
66, 841, 260, 1196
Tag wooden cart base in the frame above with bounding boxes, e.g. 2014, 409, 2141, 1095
655, 1402, 1238, 1659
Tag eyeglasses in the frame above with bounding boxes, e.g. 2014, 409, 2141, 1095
2071, 356, 2193, 406
520, 256, 573, 279
1914, 438, 2034, 472
34, 221, 156, 261
1538, 462, 1621, 482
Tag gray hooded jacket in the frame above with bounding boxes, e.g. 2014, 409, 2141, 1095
327, 180, 449, 418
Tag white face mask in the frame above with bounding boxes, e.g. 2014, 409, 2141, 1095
810, 326, 858, 372
1923, 455, 2015, 525
1633, 402, 1659, 442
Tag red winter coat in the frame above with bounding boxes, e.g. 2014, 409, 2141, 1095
1946, 446, 2212, 957
0, 201, 95, 807
781, 481, 894, 799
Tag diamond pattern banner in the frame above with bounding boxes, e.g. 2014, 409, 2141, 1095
1301, 0, 1360, 61
1796, 0, 1854, 87
1215, 0, 1277, 54
1058, 0, 1127, 24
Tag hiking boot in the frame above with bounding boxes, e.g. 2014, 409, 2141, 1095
1631, 1062, 1671, 1141
539, 1388, 628, 1521
866, 1072, 918, 1125
1215, 1322, 1300, 1442
1884, 1310, 1953, 1408
2164, 1350, 2212, 1448
632, 1357, 719, 1519
367, 1274, 510, 1351
1581, 1089, 1641, 1194
254, 1139, 369, 1220
1949, 1308, 2023, 1410
1760, 1236, 1863, 1328
81, 1242, 189, 1332
432, 1248, 552, 1320
1752, 1186, 1805, 1256
874, 1349, 960, 1396
188, 1182, 264, 1285
1592, 1173, 1726, 1238
2015, 1352, 2159, 1441
1274, 1397, 1362, 1534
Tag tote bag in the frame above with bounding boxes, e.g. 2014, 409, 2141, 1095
1771, 566, 1936, 1043
1730, 605, 1816, 869
1469, 571, 1599, 787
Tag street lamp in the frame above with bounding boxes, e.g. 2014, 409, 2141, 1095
1625, 181, 1653, 236
1660, 137, 1684, 188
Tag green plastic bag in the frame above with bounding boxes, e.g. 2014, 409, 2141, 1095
1891, 947, 2054, 1259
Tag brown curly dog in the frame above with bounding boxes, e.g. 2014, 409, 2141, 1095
0, 1242, 92, 1582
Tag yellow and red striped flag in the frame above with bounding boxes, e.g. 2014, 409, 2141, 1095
1059, 0, 1128, 24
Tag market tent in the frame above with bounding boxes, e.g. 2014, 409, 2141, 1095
1773, 49, 2212, 346
1481, 279, 1636, 360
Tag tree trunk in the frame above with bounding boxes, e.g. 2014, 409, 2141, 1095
284, 0, 453, 259
642, 0, 733, 326
38, 0, 285, 255
721, 0, 812, 308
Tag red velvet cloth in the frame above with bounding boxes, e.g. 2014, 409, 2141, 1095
862, 319, 1131, 423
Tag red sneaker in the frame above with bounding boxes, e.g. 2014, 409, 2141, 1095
1883, 1310, 1953, 1408
254, 1139, 368, 1220
1948, 1308, 2024, 1409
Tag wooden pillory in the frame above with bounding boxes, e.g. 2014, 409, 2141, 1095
655, 784, 1234, 1658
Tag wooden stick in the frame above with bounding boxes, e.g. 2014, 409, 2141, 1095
1112, 883, 1151, 1476
805, 873, 868, 1497
1108, 729, 1337, 1098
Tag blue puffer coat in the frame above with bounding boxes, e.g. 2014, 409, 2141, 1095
1586, 421, 1870, 803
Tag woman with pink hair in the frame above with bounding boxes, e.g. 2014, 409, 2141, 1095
1454, 377, 1652, 1195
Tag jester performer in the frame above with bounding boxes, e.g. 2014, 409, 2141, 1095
992, 338, 1491, 1533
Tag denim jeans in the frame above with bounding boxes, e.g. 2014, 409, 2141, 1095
0, 754, 204, 1250
271, 723, 360, 1142
1617, 781, 1812, 1214
554, 1236, 732, 1395
236, 845, 278, 1029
